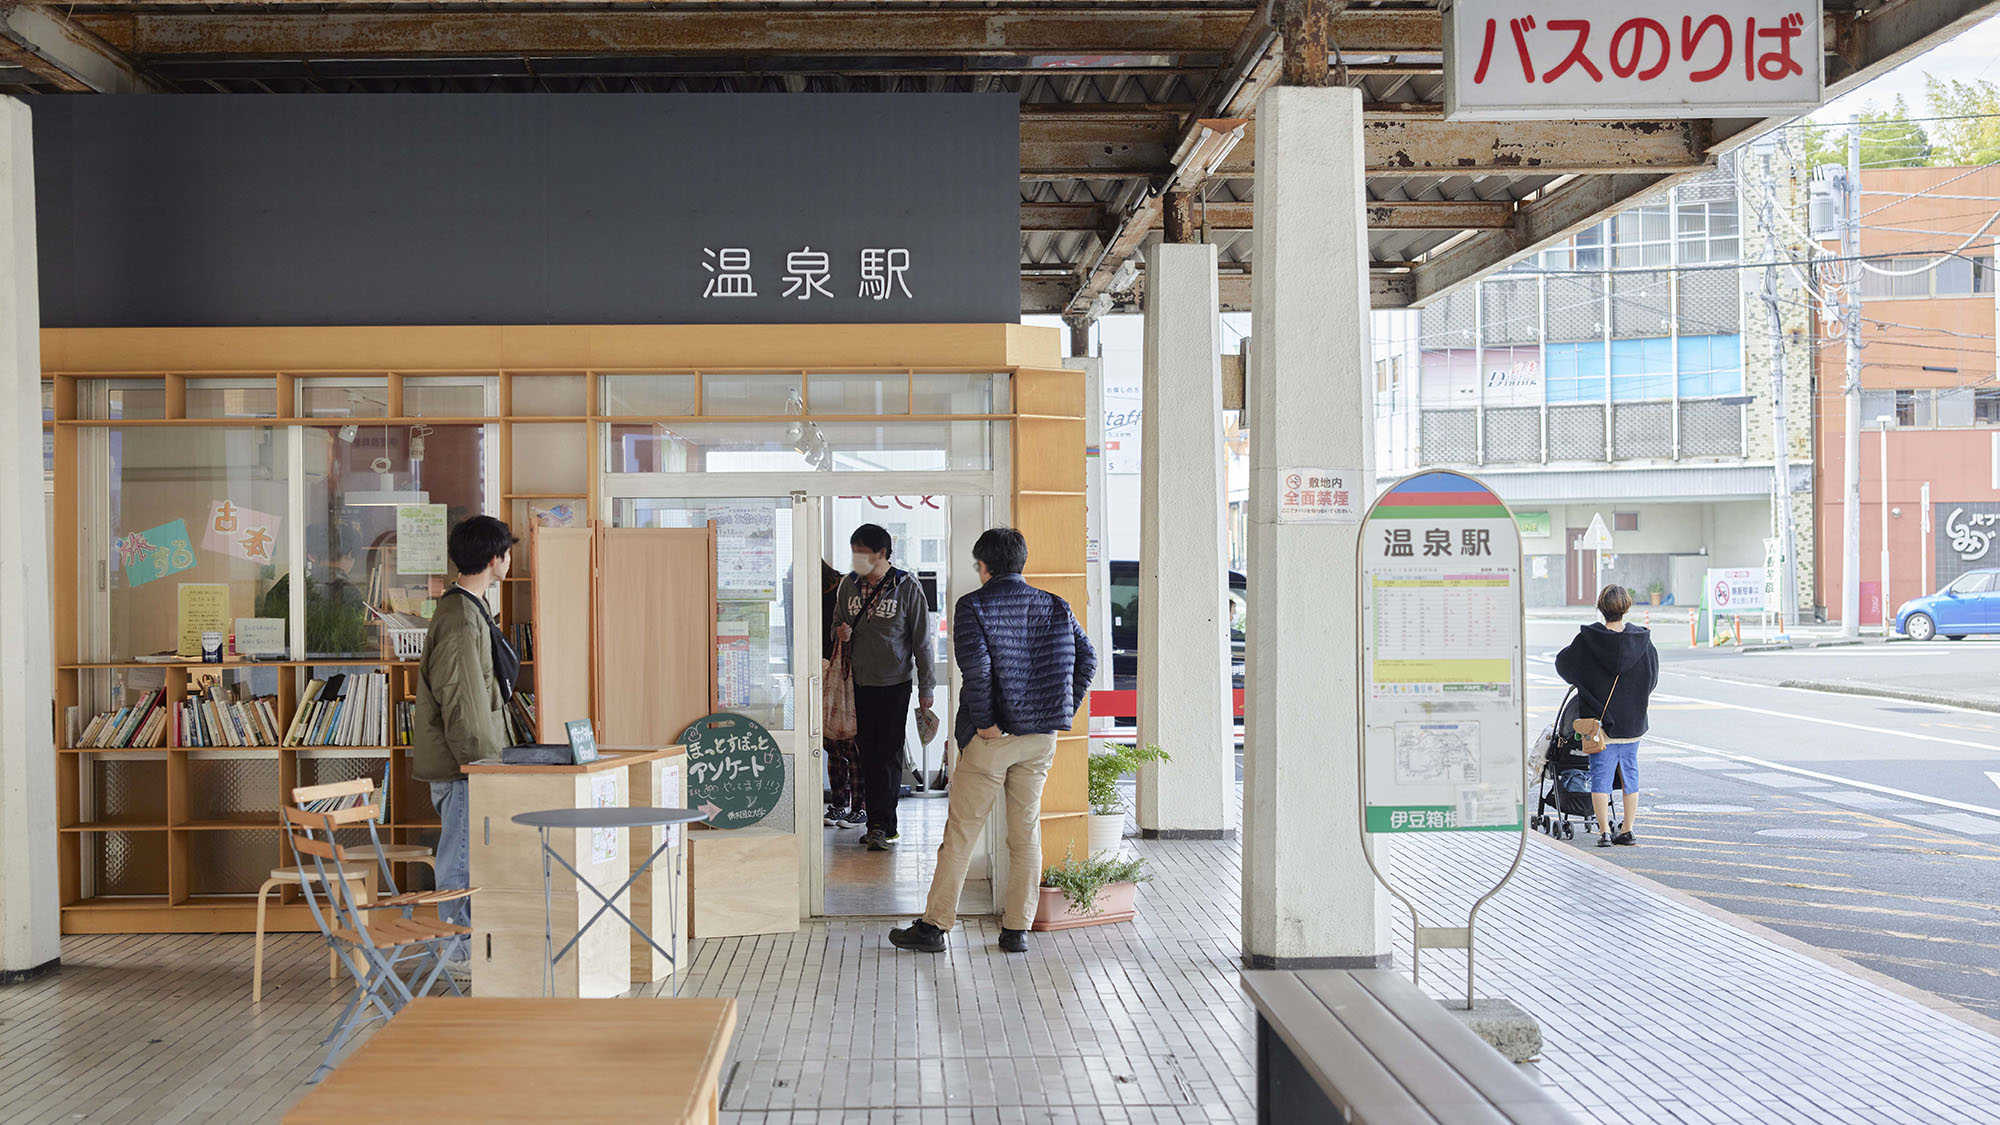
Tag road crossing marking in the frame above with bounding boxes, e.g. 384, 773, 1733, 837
1649, 736, 2000, 819
1648, 691, 2000, 752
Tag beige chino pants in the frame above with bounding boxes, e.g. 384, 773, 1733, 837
922, 731, 1058, 932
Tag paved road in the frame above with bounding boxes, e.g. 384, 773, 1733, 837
1529, 619, 2000, 1021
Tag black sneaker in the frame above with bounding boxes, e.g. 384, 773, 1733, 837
823, 804, 841, 827
889, 919, 947, 953
864, 830, 891, 851
1596, 833, 1612, 848
1612, 831, 1638, 846
999, 928, 1028, 954
834, 807, 866, 829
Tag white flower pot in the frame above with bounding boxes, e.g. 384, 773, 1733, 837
1086, 811, 1126, 857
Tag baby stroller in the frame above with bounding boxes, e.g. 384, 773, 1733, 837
1531, 687, 1621, 839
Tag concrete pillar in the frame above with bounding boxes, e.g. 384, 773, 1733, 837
0, 97, 57, 982
1242, 86, 1389, 968
1136, 242, 1234, 838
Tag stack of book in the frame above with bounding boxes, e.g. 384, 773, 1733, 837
175, 681, 284, 746
284, 672, 392, 747
70, 690, 171, 749
505, 691, 538, 745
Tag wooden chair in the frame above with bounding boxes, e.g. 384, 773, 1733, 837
282, 798, 478, 1083
251, 863, 373, 1003
252, 777, 408, 1002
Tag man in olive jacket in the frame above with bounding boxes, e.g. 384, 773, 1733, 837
413, 516, 518, 975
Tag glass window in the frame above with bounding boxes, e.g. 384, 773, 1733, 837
405, 378, 490, 418
1418, 349, 1478, 407
1975, 389, 2000, 425
1893, 261, 1934, 299
1612, 207, 1671, 268
97, 427, 288, 662
186, 380, 278, 419
1976, 255, 1996, 295
808, 374, 909, 415
1613, 512, 1639, 532
1895, 389, 1933, 427
81, 381, 166, 421
1676, 200, 1739, 265
1544, 343, 1607, 403
600, 374, 698, 417
302, 423, 490, 658
702, 373, 802, 417
910, 373, 1007, 415
509, 374, 586, 418
1610, 337, 1673, 401
605, 420, 993, 473
1677, 334, 1743, 398
1573, 225, 1604, 271
300, 379, 388, 419
1938, 387, 1975, 427
1950, 571, 1993, 594
1936, 256, 1976, 296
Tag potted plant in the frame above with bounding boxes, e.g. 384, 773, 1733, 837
1033, 850, 1151, 931
1646, 581, 1665, 606
1086, 742, 1170, 856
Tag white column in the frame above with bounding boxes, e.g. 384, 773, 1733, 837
1136, 243, 1233, 837
0, 96, 57, 980
1242, 86, 1389, 968
1066, 355, 1114, 697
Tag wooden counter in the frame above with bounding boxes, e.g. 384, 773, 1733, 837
284, 997, 737, 1124
467, 746, 682, 998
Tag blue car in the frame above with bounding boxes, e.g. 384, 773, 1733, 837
1894, 568, 2000, 641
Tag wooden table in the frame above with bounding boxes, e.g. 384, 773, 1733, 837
284, 997, 737, 1124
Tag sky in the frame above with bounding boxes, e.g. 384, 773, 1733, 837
1812, 10, 2000, 121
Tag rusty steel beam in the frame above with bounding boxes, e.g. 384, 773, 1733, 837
1021, 198, 1514, 232
1062, 2, 1285, 318
0, 6, 158, 92
1277, 0, 1335, 88
74, 7, 1438, 59
1410, 174, 1672, 306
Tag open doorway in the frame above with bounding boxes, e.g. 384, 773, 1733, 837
819, 494, 993, 917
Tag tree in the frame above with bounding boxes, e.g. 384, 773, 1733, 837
1923, 75, 2000, 166
1795, 95, 1931, 168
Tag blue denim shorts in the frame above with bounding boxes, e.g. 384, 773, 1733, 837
1588, 741, 1639, 794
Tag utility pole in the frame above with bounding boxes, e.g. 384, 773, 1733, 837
1839, 117, 1864, 637
1758, 150, 1802, 627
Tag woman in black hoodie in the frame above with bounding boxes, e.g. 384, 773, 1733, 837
1554, 584, 1660, 847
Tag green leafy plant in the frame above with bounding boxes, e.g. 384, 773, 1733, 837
259, 572, 371, 656
1040, 849, 1152, 916
1646, 581, 1665, 596
1086, 742, 1171, 817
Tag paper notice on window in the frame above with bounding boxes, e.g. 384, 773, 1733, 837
397, 504, 449, 575
590, 774, 618, 866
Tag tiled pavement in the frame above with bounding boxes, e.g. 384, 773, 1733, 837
6, 799, 2000, 1123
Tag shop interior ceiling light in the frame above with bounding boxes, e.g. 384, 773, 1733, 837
1187, 117, 1249, 181
342, 471, 428, 508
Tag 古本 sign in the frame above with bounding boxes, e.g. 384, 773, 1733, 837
1358, 471, 1524, 834
1278, 468, 1361, 525
1442, 0, 1825, 120
682, 712, 787, 829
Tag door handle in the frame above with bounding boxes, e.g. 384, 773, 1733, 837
808, 672, 822, 745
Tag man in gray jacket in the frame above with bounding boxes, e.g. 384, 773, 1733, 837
412, 515, 518, 977
832, 523, 934, 850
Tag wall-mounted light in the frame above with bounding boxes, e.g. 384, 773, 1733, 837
1188, 117, 1249, 180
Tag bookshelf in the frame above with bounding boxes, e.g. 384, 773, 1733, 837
43, 324, 1082, 934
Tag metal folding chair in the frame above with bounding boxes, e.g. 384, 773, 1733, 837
282, 793, 477, 1083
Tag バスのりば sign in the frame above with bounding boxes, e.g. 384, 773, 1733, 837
1442, 0, 1824, 120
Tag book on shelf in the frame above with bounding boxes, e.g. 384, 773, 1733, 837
513, 622, 534, 662
285, 671, 390, 748
504, 691, 538, 745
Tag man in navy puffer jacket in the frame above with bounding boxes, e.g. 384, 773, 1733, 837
891, 528, 1096, 955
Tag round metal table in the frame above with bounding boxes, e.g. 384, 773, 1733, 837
510, 806, 712, 997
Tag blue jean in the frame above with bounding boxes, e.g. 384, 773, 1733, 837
1588, 741, 1640, 795
429, 779, 471, 962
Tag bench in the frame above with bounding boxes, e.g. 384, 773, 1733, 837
1241, 969, 1577, 1124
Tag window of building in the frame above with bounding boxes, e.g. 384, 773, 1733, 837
1611, 207, 1671, 269
1613, 512, 1639, 532
1676, 200, 1740, 264
1895, 388, 1934, 427
1859, 255, 1995, 299
1544, 342, 1607, 403
1676, 334, 1745, 398
1609, 337, 1674, 400
1543, 223, 1606, 272
1418, 348, 1479, 407
1976, 388, 2000, 425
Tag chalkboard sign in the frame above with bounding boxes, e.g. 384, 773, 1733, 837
682, 712, 787, 829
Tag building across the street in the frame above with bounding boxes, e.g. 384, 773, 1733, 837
1813, 165, 2000, 624
1378, 157, 1817, 613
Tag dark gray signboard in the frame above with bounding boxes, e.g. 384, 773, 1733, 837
34, 94, 1019, 327
1934, 501, 2000, 590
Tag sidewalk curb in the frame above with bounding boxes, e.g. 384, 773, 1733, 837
1528, 833, 2000, 1042
1775, 679, 2000, 714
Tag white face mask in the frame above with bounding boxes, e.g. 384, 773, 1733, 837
852, 552, 875, 576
